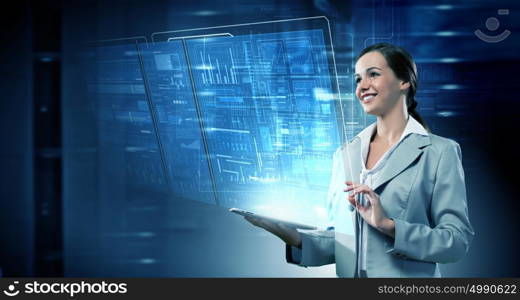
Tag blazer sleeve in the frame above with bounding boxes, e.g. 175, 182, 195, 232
386, 141, 475, 263
286, 147, 344, 267
286, 229, 335, 266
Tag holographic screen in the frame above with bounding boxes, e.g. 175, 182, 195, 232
92, 17, 349, 228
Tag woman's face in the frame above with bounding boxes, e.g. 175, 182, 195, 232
354, 51, 409, 116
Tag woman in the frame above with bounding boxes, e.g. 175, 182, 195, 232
245, 43, 474, 277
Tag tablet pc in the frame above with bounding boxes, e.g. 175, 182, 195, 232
230, 208, 318, 230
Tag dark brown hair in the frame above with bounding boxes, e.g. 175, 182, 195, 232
356, 43, 429, 131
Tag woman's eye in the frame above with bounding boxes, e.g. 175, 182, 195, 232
355, 77, 361, 84
369, 72, 380, 77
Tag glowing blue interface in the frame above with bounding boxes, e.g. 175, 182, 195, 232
86, 44, 170, 203
86, 28, 343, 227
140, 41, 216, 205
140, 29, 342, 225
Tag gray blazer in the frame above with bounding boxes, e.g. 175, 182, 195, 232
287, 133, 475, 277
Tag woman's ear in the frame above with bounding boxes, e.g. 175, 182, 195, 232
400, 81, 410, 91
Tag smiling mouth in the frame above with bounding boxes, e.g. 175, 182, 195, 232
361, 93, 377, 103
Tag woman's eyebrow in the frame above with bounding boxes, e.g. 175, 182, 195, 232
366, 66, 382, 72
354, 66, 383, 77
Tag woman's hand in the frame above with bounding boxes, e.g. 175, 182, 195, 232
344, 181, 395, 238
244, 216, 302, 248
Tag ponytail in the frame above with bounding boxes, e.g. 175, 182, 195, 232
407, 97, 430, 132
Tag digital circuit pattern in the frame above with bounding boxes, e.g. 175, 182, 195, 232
86, 44, 170, 202
141, 29, 342, 224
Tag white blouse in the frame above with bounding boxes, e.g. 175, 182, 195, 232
356, 116, 428, 273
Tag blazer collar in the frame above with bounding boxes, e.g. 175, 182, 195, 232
342, 131, 431, 191
356, 116, 429, 142
371, 133, 431, 191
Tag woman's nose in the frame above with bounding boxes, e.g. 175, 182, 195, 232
358, 77, 370, 90
357, 80, 370, 96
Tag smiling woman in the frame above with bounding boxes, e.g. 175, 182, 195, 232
354, 43, 428, 132
245, 43, 474, 278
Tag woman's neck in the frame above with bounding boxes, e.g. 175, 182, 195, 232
374, 98, 409, 145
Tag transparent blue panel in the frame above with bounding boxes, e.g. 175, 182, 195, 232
138, 42, 215, 205
86, 44, 169, 203
81, 44, 173, 274
183, 29, 341, 227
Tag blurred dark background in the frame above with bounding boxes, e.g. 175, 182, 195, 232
1, 0, 519, 277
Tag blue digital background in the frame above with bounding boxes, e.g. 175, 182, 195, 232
1, 0, 520, 277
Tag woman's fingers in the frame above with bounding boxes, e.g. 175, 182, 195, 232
245, 216, 281, 233
346, 182, 362, 208
244, 216, 300, 246
344, 183, 371, 195
353, 185, 371, 194
348, 193, 356, 207
345, 183, 380, 210
344, 181, 357, 193
244, 216, 261, 227
245, 216, 270, 229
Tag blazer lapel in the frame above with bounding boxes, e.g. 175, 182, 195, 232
372, 134, 431, 191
